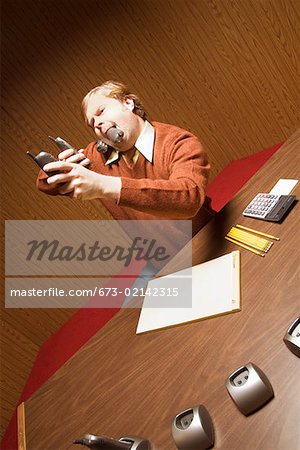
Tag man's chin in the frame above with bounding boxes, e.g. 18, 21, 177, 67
113, 143, 131, 153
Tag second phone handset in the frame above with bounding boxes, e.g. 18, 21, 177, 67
50, 127, 124, 156
96, 127, 124, 153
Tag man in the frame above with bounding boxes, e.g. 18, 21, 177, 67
38, 80, 212, 235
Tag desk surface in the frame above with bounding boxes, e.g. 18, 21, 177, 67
24, 130, 300, 450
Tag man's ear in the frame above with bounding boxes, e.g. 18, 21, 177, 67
124, 96, 135, 111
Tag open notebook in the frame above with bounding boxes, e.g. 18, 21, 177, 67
136, 251, 240, 334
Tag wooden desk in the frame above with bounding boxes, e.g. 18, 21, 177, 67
22, 130, 300, 450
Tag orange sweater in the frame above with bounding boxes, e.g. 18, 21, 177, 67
37, 121, 212, 234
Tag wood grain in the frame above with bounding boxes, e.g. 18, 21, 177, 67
1, 0, 300, 437
23, 130, 300, 448
0, 319, 38, 437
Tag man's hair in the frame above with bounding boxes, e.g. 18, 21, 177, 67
82, 81, 147, 121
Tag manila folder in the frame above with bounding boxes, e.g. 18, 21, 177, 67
136, 251, 240, 334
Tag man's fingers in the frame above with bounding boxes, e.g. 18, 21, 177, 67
57, 149, 90, 166
46, 172, 74, 185
58, 182, 75, 196
66, 153, 88, 164
76, 149, 90, 166
58, 149, 76, 160
79, 158, 91, 167
44, 161, 76, 172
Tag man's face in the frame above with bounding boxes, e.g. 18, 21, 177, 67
85, 92, 143, 151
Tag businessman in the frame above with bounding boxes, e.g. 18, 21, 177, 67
38, 80, 212, 235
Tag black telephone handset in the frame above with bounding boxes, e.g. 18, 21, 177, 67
27, 150, 61, 175
27, 127, 124, 173
49, 136, 111, 156
47, 137, 112, 156
27, 136, 90, 174
96, 127, 124, 153
48, 135, 77, 152
96, 139, 110, 154
48, 128, 124, 157
49, 136, 91, 169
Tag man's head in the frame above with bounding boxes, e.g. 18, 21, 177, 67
82, 81, 147, 151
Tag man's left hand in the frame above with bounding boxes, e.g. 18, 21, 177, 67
43, 161, 121, 201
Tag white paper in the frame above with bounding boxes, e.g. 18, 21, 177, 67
136, 251, 240, 334
269, 179, 298, 195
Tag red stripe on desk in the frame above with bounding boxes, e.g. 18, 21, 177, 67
207, 142, 283, 212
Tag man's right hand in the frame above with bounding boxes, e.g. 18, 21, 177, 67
58, 148, 90, 167
36, 149, 90, 196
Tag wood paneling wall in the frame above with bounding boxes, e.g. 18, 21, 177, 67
1, 0, 299, 437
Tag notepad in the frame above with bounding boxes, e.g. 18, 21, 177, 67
269, 178, 298, 195
136, 251, 240, 334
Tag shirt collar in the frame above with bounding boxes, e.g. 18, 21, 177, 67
105, 120, 155, 165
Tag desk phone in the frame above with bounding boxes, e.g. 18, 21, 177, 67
243, 193, 296, 222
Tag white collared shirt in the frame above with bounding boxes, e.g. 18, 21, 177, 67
105, 120, 155, 166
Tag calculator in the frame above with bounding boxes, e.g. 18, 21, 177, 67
243, 193, 296, 222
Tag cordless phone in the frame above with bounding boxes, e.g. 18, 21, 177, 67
27, 150, 61, 175
27, 127, 124, 172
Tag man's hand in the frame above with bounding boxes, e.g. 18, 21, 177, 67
58, 148, 91, 166
43, 161, 121, 201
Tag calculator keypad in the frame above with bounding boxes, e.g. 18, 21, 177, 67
243, 193, 280, 218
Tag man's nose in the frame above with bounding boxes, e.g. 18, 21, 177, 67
94, 116, 103, 129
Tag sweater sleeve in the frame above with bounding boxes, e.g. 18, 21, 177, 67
118, 132, 210, 219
